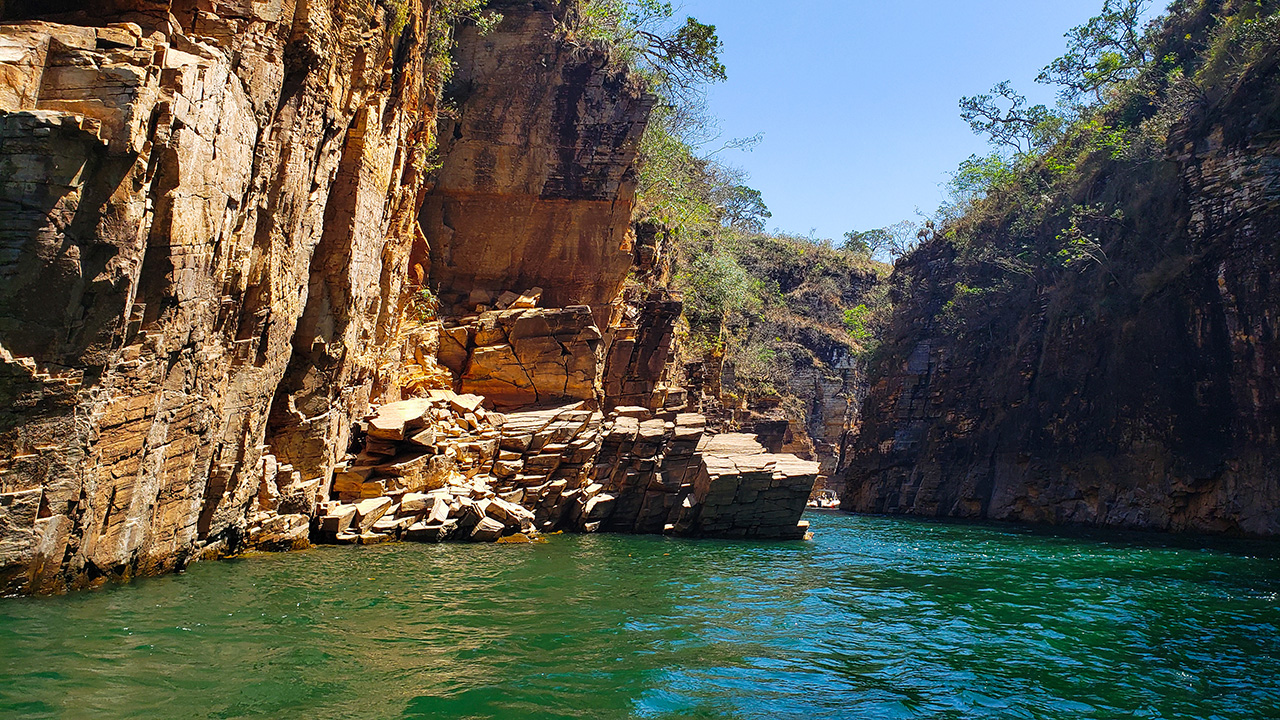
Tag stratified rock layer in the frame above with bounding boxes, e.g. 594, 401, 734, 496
420, 2, 653, 318
304, 396, 816, 547
440, 305, 604, 408
0, 1, 438, 593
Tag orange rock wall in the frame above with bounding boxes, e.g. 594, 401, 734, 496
0, 0, 437, 593
421, 4, 654, 318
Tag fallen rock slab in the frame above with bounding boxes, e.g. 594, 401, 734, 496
319, 505, 358, 534
470, 517, 506, 542
251, 514, 311, 552
353, 498, 394, 533
367, 399, 433, 441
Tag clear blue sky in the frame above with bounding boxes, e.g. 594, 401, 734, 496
677, 0, 1164, 239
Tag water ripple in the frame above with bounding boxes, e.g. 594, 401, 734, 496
1, 514, 1278, 719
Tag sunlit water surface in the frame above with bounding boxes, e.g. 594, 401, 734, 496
2, 513, 1279, 719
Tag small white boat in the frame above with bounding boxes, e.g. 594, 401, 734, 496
806, 490, 841, 511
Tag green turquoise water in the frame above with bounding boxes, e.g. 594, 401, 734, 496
2, 512, 1279, 719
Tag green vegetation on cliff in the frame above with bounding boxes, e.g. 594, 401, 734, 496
565, 1, 889, 459
561, 0, 726, 96
849, 0, 1280, 359
943, 0, 1279, 273
840, 0, 1279, 294
677, 232, 885, 395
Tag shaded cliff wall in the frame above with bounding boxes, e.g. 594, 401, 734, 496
0, 0, 437, 593
420, 1, 653, 319
844, 48, 1280, 535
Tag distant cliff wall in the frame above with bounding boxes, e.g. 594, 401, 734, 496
843, 45, 1280, 535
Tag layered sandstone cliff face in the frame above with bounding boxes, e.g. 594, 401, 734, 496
0, 0, 818, 595
0, 0, 440, 593
843, 52, 1280, 535
421, 0, 652, 319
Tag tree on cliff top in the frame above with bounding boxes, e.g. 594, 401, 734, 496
948, 0, 1163, 219
722, 185, 772, 233
913, 0, 1280, 328
959, 81, 1063, 157
1038, 0, 1154, 103
564, 0, 726, 98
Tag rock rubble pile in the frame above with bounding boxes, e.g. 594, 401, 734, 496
241, 392, 820, 548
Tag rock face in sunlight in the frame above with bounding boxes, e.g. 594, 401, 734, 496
420, 4, 654, 320
842, 52, 1280, 536
442, 305, 604, 409
304, 398, 816, 546
0, 0, 437, 594
0, 1, 814, 595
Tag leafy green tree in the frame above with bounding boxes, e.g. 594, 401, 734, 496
943, 152, 1020, 212
636, 103, 717, 226
678, 252, 763, 324
1038, 0, 1153, 102
636, 15, 727, 87
841, 228, 890, 258
843, 304, 873, 342
841, 221, 920, 262
721, 185, 772, 232
959, 81, 1063, 155
634, 90, 770, 236
567, 0, 726, 97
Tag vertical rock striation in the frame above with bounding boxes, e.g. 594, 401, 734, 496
420, 0, 654, 319
0, 0, 437, 593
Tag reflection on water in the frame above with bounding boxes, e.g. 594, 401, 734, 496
1, 514, 1278, 719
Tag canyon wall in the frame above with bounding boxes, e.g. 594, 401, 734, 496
421, 0, 652, 319
843, 46, 1280, 535
0, 0, 440, 593
0, 0, 817, 595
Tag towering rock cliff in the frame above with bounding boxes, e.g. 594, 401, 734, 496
0, 0, 818, 595
843, 13, 1280, 535
0, 0, 443, 593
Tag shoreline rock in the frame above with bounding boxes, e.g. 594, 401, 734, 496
296, 399, 818, 550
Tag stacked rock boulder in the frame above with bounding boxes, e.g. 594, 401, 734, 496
486, 402, 604, 531
281, 393, 819, 547
315, 481, 536, 545
243, 452, 323, 552
590, 410, 707, 534
438, 300, 604, 409
335, 391, 493, 502
309, 393, 536, 544
680, 435, 817, 539
586, 412, 818, 540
